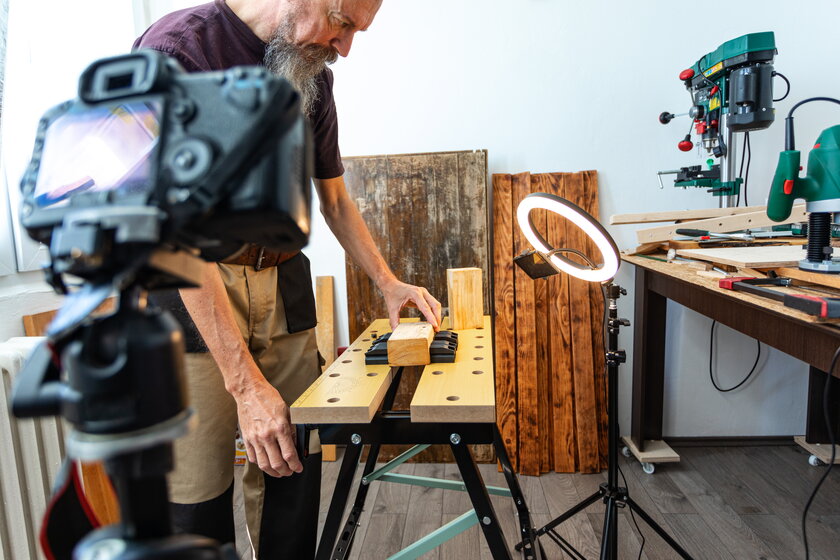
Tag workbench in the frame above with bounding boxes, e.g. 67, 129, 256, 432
291, 316, 542, 560
623, 254, 840, 468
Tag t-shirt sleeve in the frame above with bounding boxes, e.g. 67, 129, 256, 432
310, 68, 344, 180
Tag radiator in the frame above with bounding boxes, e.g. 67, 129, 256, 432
0, 337, 65, 560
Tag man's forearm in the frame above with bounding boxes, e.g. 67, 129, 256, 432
180, 262, 263, 396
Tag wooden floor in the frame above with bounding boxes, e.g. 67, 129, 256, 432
234, 444, 840, 559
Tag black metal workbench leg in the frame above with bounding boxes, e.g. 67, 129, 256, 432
806, 366, 840, 444
631, 266, 667, 452
494, 426, 542, 560
450, 433, 512, 560
315, 437, 364, 560
330, 441, 382, 560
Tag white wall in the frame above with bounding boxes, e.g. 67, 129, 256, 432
2, 0, 838, 437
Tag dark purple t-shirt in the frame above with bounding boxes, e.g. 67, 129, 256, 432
133, 0, 344, 180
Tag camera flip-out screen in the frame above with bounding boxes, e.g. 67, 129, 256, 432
33, 100, 162, 208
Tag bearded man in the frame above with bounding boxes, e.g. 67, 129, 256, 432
133, 1, 442, 557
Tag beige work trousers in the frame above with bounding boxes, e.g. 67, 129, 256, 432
168, 262, 321, 554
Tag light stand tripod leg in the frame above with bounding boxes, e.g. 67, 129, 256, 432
625, 496, 694, 559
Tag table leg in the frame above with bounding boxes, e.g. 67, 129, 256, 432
316, 437, 364, 560
806, 366, 840, 444
631, 266, 667, 452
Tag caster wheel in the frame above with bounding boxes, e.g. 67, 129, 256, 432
622, 446, 631, 458
641, 462, 655, 475
809, 454, 824, 467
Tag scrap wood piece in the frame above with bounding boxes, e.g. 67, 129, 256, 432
611, 204, 767, 225
387, 322, 435, 365
636, 204, 807, 244
676, 245, 837, 269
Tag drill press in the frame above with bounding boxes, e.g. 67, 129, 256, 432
659, 32, 779, 207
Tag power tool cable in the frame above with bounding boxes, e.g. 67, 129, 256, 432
801, 344, 838, 560
772, 71, 791, 102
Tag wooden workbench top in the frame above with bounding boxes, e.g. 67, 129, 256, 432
290, 316, 496, 425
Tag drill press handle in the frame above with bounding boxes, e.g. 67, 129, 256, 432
767, 150, 802, 222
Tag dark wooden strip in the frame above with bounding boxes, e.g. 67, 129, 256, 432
530, 173, 553, 474
491, 173, 518, 471
512, 172, 540, 476
562, 172, 600, 473
546, 172, 576, 473
582, 170, 609, 470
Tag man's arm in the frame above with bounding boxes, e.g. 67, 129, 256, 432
314, 176, 442, 330
180, 263, 302, 477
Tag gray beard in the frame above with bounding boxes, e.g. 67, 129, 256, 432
264, 21, 338, 116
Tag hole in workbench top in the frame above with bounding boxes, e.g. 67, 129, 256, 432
432, 370, 444, 375
342, 360, 352, 364
472, 370, 484, 375
366, 372, 378, 377
352, 348, 361, 352
475, 345, 484, 349
473, 357, 484, 361
327, 397, 340, 403
446, 395, 460, 401
329, 373, 340, 377
476, 335, 484, 339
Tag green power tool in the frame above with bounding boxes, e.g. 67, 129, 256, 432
768, 98, 840, 272
659, 32, 782, 207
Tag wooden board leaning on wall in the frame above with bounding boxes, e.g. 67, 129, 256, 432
342, 150, 492, 463
493, 171, 608, 475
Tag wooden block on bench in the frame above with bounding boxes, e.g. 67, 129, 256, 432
447, 267, 484, 330
387, 322, 435, 366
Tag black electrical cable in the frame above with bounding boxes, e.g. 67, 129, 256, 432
801, 345, 839, 560
772, 71, 791, 102
709, 320, 761, 392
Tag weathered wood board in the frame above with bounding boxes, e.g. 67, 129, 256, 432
343, 150, 492, 462
676, 245, 837, 268
410, 316, 495, 422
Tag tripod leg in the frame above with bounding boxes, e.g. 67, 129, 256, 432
450, 438, 512, 560
625, 496, 694, 560
534, 488, 603, 537
599, 498, 618, 560
315, 438, 363, 560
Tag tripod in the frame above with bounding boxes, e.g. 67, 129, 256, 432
14, 284, 236, 559
519, 283, 693, 560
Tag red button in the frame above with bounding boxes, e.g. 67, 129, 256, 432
678, 140, 694, 152
679, 69, 695, 81
783, 179, 794, 195
710, 85, 720, 95
814, 143, 821, 149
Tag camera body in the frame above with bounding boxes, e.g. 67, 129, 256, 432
19, 50, 312, 282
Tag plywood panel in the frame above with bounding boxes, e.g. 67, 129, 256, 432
610, 204, 768, 225
290, 320, 393, 424
491, 174, 518, 470
676, 245, 825, 268
410, 316, 495, 422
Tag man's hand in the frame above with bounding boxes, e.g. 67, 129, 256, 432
381, 279, 443, 331
234, 378, 303, 477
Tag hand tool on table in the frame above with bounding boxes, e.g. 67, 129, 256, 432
675, 228, 754, 241
767, 97, 840, 273
719, 276, 840, 318
658, 32, 784, 207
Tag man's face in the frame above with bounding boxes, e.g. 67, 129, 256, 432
264, 0, 382, 115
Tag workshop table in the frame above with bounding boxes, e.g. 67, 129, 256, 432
623, 254, 840, 467
291, 316, 542, 560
